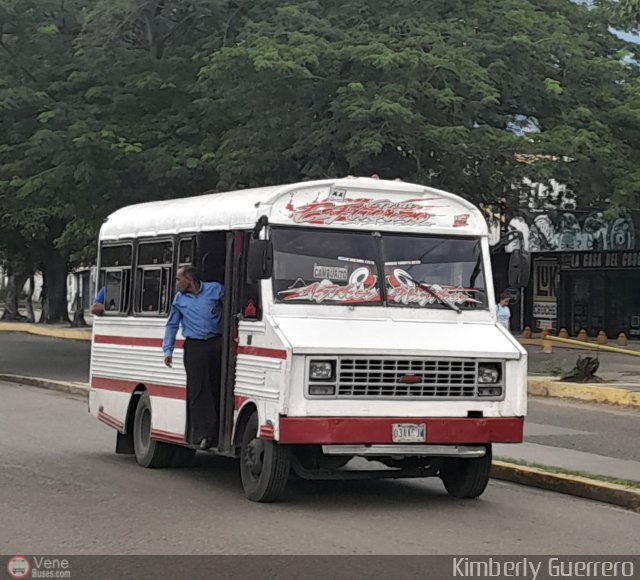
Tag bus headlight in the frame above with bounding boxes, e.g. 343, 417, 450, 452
478, 363, 501, 384
309, 361, 335, 381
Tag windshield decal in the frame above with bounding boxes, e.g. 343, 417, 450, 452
286, 197, 439, 226
386, 268, 480, 306
279, 267, 381, 304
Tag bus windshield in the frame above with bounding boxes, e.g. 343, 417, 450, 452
271, 228, 487, 309
272, 229, 381, 305
382, 234, 487, 309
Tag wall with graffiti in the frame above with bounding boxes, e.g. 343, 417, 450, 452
502, 209, 639, 252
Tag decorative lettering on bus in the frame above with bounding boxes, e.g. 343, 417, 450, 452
279, 281, 381, 304
287, 197, 437, 226
388, 285, 479, 306
280, 266, 380, 304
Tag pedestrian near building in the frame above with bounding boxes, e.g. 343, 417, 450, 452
163, 266, 224, 450
496, 293, 511, 331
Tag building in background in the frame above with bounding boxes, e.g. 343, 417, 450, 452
491, 181, 640, 338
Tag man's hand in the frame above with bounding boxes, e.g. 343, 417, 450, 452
164, 355, 172, 368
90, 303, 105, 317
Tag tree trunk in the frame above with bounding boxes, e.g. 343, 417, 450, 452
24, 275, 35, 322
70, 273, 87, 328
40, 248, 70, 325
1, 271, 29, 321
561, 356, 603, 383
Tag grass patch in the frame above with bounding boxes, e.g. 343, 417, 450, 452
494, 457, 640, 489
544, 362, 567, 378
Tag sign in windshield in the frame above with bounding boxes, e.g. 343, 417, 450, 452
271, 229, 487, 309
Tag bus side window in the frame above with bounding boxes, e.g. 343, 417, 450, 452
135, 240, 173, 316
99, 244, 132, 315
178, 237, 195, 267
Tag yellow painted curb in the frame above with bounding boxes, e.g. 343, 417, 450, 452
492, 460, 640, 512
0, 322, 91, 341
528, 377, 640, 409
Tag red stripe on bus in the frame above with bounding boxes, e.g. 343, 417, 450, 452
234, 395, 248, 411
93, 335, 185, 349
278, 417, 524, 444
97, 410, 124, 431
151, 429, 186, 445
91, 376, 186, 400
237, 346, 287, 359
259, 425, 275, 439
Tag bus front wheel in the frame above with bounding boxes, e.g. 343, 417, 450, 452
240, 412, 291, 502
440, 445, 492, 499
133, 391, 174, 468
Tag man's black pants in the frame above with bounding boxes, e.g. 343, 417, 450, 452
183, 336, 222, 444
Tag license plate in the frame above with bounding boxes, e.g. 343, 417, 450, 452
392, 423, 426, 443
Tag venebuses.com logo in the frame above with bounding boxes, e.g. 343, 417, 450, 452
6, 556, 71, 579
7, 556, 30, 579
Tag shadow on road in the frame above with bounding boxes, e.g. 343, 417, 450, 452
92, 450, 492, 510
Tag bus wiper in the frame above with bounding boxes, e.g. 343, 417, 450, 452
402, 273, 462, 314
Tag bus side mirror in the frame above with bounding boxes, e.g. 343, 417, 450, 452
508, 249, 531, 288
247, 239, 273, 281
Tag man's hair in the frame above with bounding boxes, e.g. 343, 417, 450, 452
179, 265, 200, 284
499, 293, 509, 301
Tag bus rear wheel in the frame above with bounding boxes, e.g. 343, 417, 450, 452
240, 412, 291, 502
440, 445, 492, 499
133, 391, 174, 468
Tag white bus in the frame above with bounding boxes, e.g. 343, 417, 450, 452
89, 177, 527, 502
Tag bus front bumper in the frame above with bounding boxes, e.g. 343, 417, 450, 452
278, 417, 524, 445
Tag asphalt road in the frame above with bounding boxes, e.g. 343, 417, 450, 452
521, 397, 640, 463
1, 380, 639, 556
0, 331, 90, 383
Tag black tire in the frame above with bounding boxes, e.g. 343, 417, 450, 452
133, 391, 174, 468
440, 445, 492, 499
240, 412, 291, 502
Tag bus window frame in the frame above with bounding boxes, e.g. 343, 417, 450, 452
134, 238, 175, 318
97, 241, 134, 317
178, 236, 196, 268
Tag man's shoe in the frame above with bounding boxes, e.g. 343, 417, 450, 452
199, 438, 211, 450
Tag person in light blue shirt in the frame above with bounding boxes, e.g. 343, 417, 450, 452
496, 293, 511, 331
163, 266, 224, 450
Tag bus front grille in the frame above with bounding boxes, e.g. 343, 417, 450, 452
337, 358, 478, 399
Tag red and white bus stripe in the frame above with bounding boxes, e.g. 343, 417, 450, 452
91, 376, 186, 400
236, 346, 287, 359
97, 410, 124, 431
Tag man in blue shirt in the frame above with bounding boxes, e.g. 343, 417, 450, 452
163, 266, 225, 450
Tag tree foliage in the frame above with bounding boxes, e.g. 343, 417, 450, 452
1, 0, 640, 321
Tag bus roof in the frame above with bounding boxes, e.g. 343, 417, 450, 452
99, 177, 487, 240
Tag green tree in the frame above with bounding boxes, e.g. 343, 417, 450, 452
2, 0, 640, 326
196, 0, 640, 210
